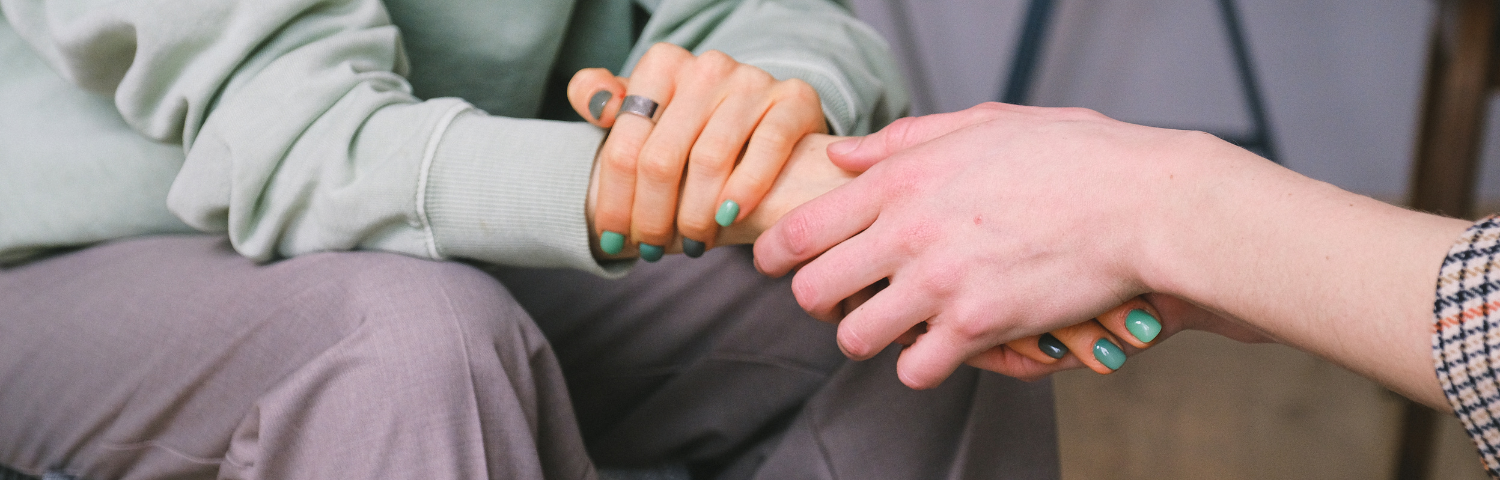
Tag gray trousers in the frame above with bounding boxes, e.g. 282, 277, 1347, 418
0, 235, 1058, 480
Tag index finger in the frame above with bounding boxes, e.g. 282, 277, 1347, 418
752, 172, 886, 277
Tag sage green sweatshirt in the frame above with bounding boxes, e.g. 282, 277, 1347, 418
0, 0, 906, 274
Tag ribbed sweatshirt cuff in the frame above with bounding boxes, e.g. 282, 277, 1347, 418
421, 109, 631, 277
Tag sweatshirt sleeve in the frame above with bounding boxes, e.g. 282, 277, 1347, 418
633, 0, 909, 136
1, 0, 627, 275
1433, 215, 1500, 478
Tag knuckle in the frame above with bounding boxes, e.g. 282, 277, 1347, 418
699, 49, 736, 68
601, 146, 638, 173
688, 61, 728, 85
1058, 107, 1104, 120
602, 133, 647, 163
639, 43, 689, 73
732, 65, 774, 89
646, 42, 683, 58
790, 271, 824, 313
688, 145, 735, 177
911, 257, 961, 295
777, 79, 819, 103
753, 127, 794, 150
734, 169, 774, 193
779, 213, 818, 257
636, 221, 675, 241
876, 167, 922, 200
948, 314, 991, 343
638, 154, 684, 183
881, 116, 921, 149
727, 74, 768, 96
1181, 129, 1220, 145
838, 324, 876, 358
677, 215, 716, 238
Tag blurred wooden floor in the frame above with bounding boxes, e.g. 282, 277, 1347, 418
1054, 331, 1487, 480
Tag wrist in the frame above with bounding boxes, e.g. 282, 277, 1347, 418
1131, 131, 1243, 300
720, 133, 851, 244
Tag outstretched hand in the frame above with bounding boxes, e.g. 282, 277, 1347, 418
754, 103, 1271, 388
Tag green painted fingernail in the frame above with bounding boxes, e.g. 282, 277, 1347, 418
1093, 338, 1126, 371
639, 243, 664, 262
715, 200, 740, 227
1038, 333, 1068, 359
682, 238, 706, 258
1125, 309, 1161, 343
588, 90, 610, 121
600, 231, 625, 255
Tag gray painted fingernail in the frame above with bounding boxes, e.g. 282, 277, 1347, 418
682, 238, 706, 258
588, 91, 611, 121
1038, 333, 1068, 359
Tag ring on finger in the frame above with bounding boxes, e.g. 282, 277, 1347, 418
619, 95, 660, 122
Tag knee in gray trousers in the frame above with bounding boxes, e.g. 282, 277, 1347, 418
1, 236, 1059, 480
0, 236, 592, 480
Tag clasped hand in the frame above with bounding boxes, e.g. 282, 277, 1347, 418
754, 103, 1272, 389
567, 43, 834, 261
566, 47, 1244, 388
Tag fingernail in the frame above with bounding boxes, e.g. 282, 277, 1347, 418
682, 238, 706, 258
588, 90, 611, 121
1125, 309, 1162, 343
1038, 333, 1068, 359
828, 137, 862, 156
1093, 338, 1126, 371
639, 243, 664, 262
600, 231, 625, 255
715, 200, 740, 227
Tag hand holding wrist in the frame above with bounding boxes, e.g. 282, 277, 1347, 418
587, 133, 852, 258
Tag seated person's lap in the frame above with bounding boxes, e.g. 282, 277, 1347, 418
0, 235, 1060, 479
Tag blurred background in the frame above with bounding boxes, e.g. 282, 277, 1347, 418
841, 1, 1494, 478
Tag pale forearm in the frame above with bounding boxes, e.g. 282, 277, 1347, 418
1143, 135, 1469, 408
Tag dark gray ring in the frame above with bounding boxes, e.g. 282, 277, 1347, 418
620, 95, 659, 122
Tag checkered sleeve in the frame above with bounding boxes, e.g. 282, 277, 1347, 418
1435, 215, 1500, 478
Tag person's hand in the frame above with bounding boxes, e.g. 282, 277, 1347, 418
579, 132, 855, 253
568, 43, 827, 261
753, 102, 1261, 389
993, 298, 1163, 378
971, 295, 1272, 381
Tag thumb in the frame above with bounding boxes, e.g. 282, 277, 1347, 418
828, 102, 1015, 172
567, 68, 629, 128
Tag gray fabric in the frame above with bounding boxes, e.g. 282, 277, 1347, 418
0, 235, 1058, 479
0, 465, 35, 480
491, 247, 1061, 479
0, 235, 590, 480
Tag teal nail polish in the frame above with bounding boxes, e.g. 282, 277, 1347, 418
1038, 333, 1068, 359
1093, 338, 1126, 371
588, 90, 611, 121
600, 231, 625, 255
682, 238, 706, 258
639, 243, 664, 262
1125, 309, 1162, 343
715, 200, 740, 227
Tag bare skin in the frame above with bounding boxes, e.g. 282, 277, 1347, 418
753, 102, 1468, 409
584, 133, 854, 257
569, 43, 826, 257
